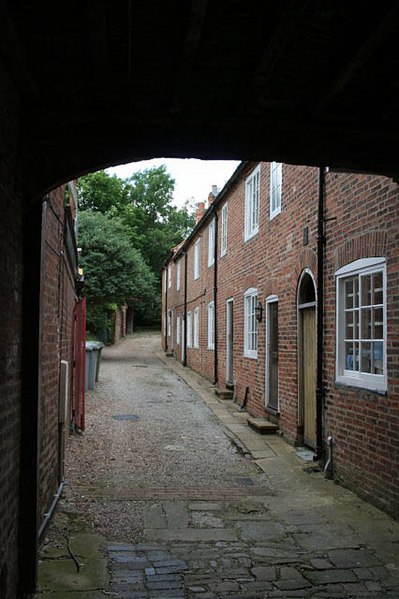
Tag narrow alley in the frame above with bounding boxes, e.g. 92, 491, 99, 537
36, 333, 399, 599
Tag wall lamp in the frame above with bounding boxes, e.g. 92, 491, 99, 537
255, 300, 263, 322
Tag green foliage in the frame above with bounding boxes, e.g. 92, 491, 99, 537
77, 165, 196, 329
78, 211, 157, 334
77, 171, 129, 213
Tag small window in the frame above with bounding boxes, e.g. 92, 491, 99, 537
208, 219, 215, 267
270, 162, 282, 219
176, 314, 181, 345
208, 301, 215, 350
221, 203, 228, 257
168, 264, 172, 288
176, 260, 181, 291
187, 311, 193, 348
194, 239, 200, 280
244, 164, 260, 241
167, 311, 171, 337
336, 258, 386, 391
244, 288, 258, 358
194, 307, 200, 348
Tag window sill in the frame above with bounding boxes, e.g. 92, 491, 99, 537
244, 352, 258, 360
244, 230, 258, 243
335, 376, 387, 395
265, 405, 280, 416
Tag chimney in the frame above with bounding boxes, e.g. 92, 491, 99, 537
208, 185, 219, 206
195, 201, 206, 224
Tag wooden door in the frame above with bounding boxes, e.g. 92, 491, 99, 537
301, 307, 316, 447
266, 301, 279, 410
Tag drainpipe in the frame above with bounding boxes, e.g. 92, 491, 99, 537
213, 209, 219, 385
183, 249, 188, 367
164, 267, 168, 352
315, 166, 327, 461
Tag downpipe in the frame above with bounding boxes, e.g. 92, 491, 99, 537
324, 436, 334, 479
38, 480, 65, 538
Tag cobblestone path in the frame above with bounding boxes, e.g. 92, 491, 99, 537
36, 334, 399, 599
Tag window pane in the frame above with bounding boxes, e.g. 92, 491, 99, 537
345, 279, 354, 309
373, 307, 384, 339
345, 311, 354, 339
354, 278, 359, 308
361, 342, 372, 373
373, 271, 383, 304
361, 274, 372, 307
361, 308, 372, 340
345, 342, 354, 370
373, 341, 383, 374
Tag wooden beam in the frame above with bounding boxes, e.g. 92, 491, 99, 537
319, 2, 399, 111
86, 0, 110, 86
253, 0, 309, 85
0, 0, 38, 100
170, 0, 208, 114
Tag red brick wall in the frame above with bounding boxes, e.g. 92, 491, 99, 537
0, 69, 22, 599
38, 188, 77, 525
162, 162, 399, 517
324, 171, 399, 517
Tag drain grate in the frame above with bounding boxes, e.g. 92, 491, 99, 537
112, 414, 140, 421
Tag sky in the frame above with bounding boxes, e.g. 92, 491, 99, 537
106, 158, 241, 209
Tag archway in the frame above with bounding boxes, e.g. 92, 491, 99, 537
297, 270, 317, 448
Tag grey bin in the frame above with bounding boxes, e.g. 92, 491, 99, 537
85, 341, 104, 390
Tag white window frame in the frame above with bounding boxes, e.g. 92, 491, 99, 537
208, 219, 215, 267
208, 301, 215, 350
176, 314, 181, 345
244, 288, 258, 359
167, 311, 171, 337
194, 307, 200, 348
187, 311, 193, 348
270, 161, 282, 220
221, 203, 228, 257
168, 264, 172, 288
194, 238, 200, 280
244, 164, 260, 241
335, 257, 386, 392
176, 260, 181, 291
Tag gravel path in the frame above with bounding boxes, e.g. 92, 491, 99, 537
37, 333, 399, 598
61, 333, 264, 541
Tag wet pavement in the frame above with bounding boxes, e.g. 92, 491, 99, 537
36, 333, 399, 598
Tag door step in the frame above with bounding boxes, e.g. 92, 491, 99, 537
214, 387, 234, 400
247, 416, 278, 435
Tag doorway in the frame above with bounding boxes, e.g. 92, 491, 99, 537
226, 299, 234, 386
265, 296, 279, 411
298, 271, 317, 448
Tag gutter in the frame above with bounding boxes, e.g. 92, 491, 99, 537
315, 166, 327, 461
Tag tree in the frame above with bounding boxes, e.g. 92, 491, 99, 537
78, 211, 157, 335
77, 166, 196, 328
78, 166, 196, 280
77, 170, 128, 213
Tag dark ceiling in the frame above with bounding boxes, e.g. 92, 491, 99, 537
4, 1, 399, 196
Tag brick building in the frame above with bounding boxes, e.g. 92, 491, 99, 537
37, 182, 84, 534
162, 162, 399, 519
0, 182, 85, 597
